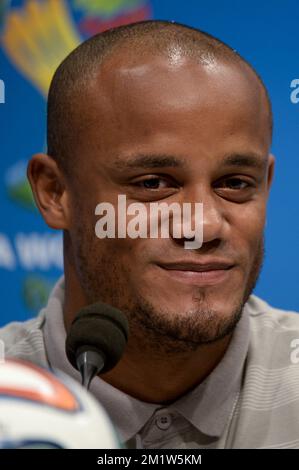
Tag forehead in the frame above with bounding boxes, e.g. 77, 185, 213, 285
76, 51, 271, 165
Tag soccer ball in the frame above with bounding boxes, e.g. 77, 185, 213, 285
0, 359, 121, 449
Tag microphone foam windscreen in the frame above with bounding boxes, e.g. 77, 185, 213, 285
65, 302, 129, 374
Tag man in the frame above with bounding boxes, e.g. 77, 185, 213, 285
1, 20, 299, 449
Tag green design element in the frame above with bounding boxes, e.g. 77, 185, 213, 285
74, 0, 142, 17
5, 160, 36, 211
22, 276, 54, 314
7, 179, 36, 211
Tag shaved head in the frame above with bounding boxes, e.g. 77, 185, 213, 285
47, 20, 272, 175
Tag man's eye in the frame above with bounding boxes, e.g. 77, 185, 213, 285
135, 177, 170, 189
220, 178, 251, 190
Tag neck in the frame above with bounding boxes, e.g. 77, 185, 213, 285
100, 334, 232, 404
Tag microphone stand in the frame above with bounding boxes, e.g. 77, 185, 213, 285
76, 350, 105, 390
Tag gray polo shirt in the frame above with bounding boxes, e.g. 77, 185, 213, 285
1, 276, 299, 449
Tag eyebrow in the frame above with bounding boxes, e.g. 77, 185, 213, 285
113, 154, 187, 170
223, 153, 268, 171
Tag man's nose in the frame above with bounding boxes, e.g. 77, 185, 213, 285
201, 197, 225, 244
170, 186, 227, 246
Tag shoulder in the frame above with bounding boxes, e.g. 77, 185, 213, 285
0, 311, 48, 367
231, 296, 299, 448
247, 294, 299, 365
248, 294, 299, 329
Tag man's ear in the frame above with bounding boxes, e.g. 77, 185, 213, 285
266, 153, 275, 193
27, 153, 70, 230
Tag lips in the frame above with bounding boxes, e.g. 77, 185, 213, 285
157, 260, 234, 272
156, 259, 235, 286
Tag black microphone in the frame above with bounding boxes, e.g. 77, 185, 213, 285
65, 302, 129, 390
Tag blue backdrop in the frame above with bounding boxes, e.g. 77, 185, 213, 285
0, 0, 298, 326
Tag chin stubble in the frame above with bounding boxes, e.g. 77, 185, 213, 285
123, 238, 265, 355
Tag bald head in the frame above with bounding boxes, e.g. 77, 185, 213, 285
47, 20, 272, 174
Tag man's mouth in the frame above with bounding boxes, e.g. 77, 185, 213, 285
156, 259, 235, 287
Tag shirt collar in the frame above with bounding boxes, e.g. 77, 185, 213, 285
43, 275, 249, 442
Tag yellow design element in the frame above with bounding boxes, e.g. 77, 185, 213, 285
74, 0, 140, 17
2, 0, 81, 95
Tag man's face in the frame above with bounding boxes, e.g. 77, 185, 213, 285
67, 51, 273, 353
